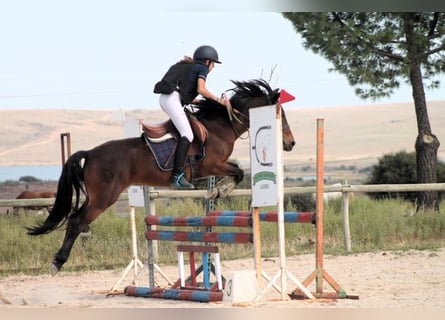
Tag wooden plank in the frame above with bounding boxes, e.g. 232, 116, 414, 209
1, 183, 445, 208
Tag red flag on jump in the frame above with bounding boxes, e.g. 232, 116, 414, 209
279, 89, 295, 104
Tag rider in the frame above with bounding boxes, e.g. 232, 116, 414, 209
153, 45, 229, 190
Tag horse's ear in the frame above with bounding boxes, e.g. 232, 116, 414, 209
272, 88, 280, 103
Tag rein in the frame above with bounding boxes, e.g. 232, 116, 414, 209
224, 96, 250, 140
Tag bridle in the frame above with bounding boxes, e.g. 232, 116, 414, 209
226, 97, 289, 140
224, 87, 289, 138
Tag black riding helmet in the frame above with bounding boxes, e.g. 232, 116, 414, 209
193, 45, 221, 64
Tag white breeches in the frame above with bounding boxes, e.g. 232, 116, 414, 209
159, 91, 194, 142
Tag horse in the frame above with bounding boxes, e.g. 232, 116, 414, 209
26, 79, 296, 275
13, 190, 57, 215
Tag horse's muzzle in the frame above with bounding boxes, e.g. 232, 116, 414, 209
283, 140, 295, 152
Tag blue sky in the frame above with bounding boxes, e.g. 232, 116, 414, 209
1, 4, 444, 110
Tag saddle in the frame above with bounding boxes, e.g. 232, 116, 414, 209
140, 115, 208, 171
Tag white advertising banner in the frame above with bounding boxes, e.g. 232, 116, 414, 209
249, 105, 283, 207
127, 185, 145, 207
124, 119, 145, 208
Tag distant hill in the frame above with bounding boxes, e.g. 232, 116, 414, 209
1, 101, 444, 184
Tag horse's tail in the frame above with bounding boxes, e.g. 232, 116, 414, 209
27, 151, 88, 236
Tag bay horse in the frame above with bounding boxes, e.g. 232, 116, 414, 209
13, 190, 57, 215
27, 79, 295, 275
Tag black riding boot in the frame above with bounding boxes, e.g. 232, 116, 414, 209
171, 137, 195, 190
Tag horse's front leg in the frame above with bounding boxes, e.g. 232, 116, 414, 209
206, 162, 244, 199
227, 160, 245, 184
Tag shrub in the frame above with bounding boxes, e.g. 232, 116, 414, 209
19, 175, 42, 183
366, 150, 445, 203
286, 193, 316, 212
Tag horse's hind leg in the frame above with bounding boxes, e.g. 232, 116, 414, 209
51, 214, 85, 275
51, 205, 96, 275
51, 199, 111, 275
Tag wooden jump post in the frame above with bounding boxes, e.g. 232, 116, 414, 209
290, 118, 351, 299
109, 206, 144, 293
60, 132, 71, 165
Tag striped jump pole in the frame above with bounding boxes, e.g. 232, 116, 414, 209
145, 215, 253, 244
207, 210, 315, 224
145, 215, 252, 227
145, 230, 252, 244
124, 286, 223, 302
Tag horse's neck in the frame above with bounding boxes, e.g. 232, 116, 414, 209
202, 117, 241, 143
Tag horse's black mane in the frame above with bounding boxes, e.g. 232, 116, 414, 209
193, 79, 279, 120
230, 79, 278, 106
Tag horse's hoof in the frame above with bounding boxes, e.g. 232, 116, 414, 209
216, 184, 235, 198
205, 188, 218, 200
50, 263, 59, 276
79, 231, 92, 239
215, 177, 236, 198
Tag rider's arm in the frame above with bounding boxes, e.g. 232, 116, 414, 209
196, 78, 219, 102
196, 78, 229, 106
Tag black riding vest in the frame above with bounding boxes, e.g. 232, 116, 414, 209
153, 61, 194, 104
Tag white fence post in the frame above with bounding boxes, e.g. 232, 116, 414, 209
341, 180, 352, 252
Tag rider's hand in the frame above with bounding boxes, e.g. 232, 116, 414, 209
219, 95, 232, 114
218, 97, 228, 106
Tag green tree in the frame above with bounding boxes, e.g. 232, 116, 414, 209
283, 12, 444, 211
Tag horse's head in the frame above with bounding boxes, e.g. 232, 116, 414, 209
194, 79, 295, 152
229, 79, 295, 152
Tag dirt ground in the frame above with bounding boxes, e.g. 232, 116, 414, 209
1, 248, 444, 309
